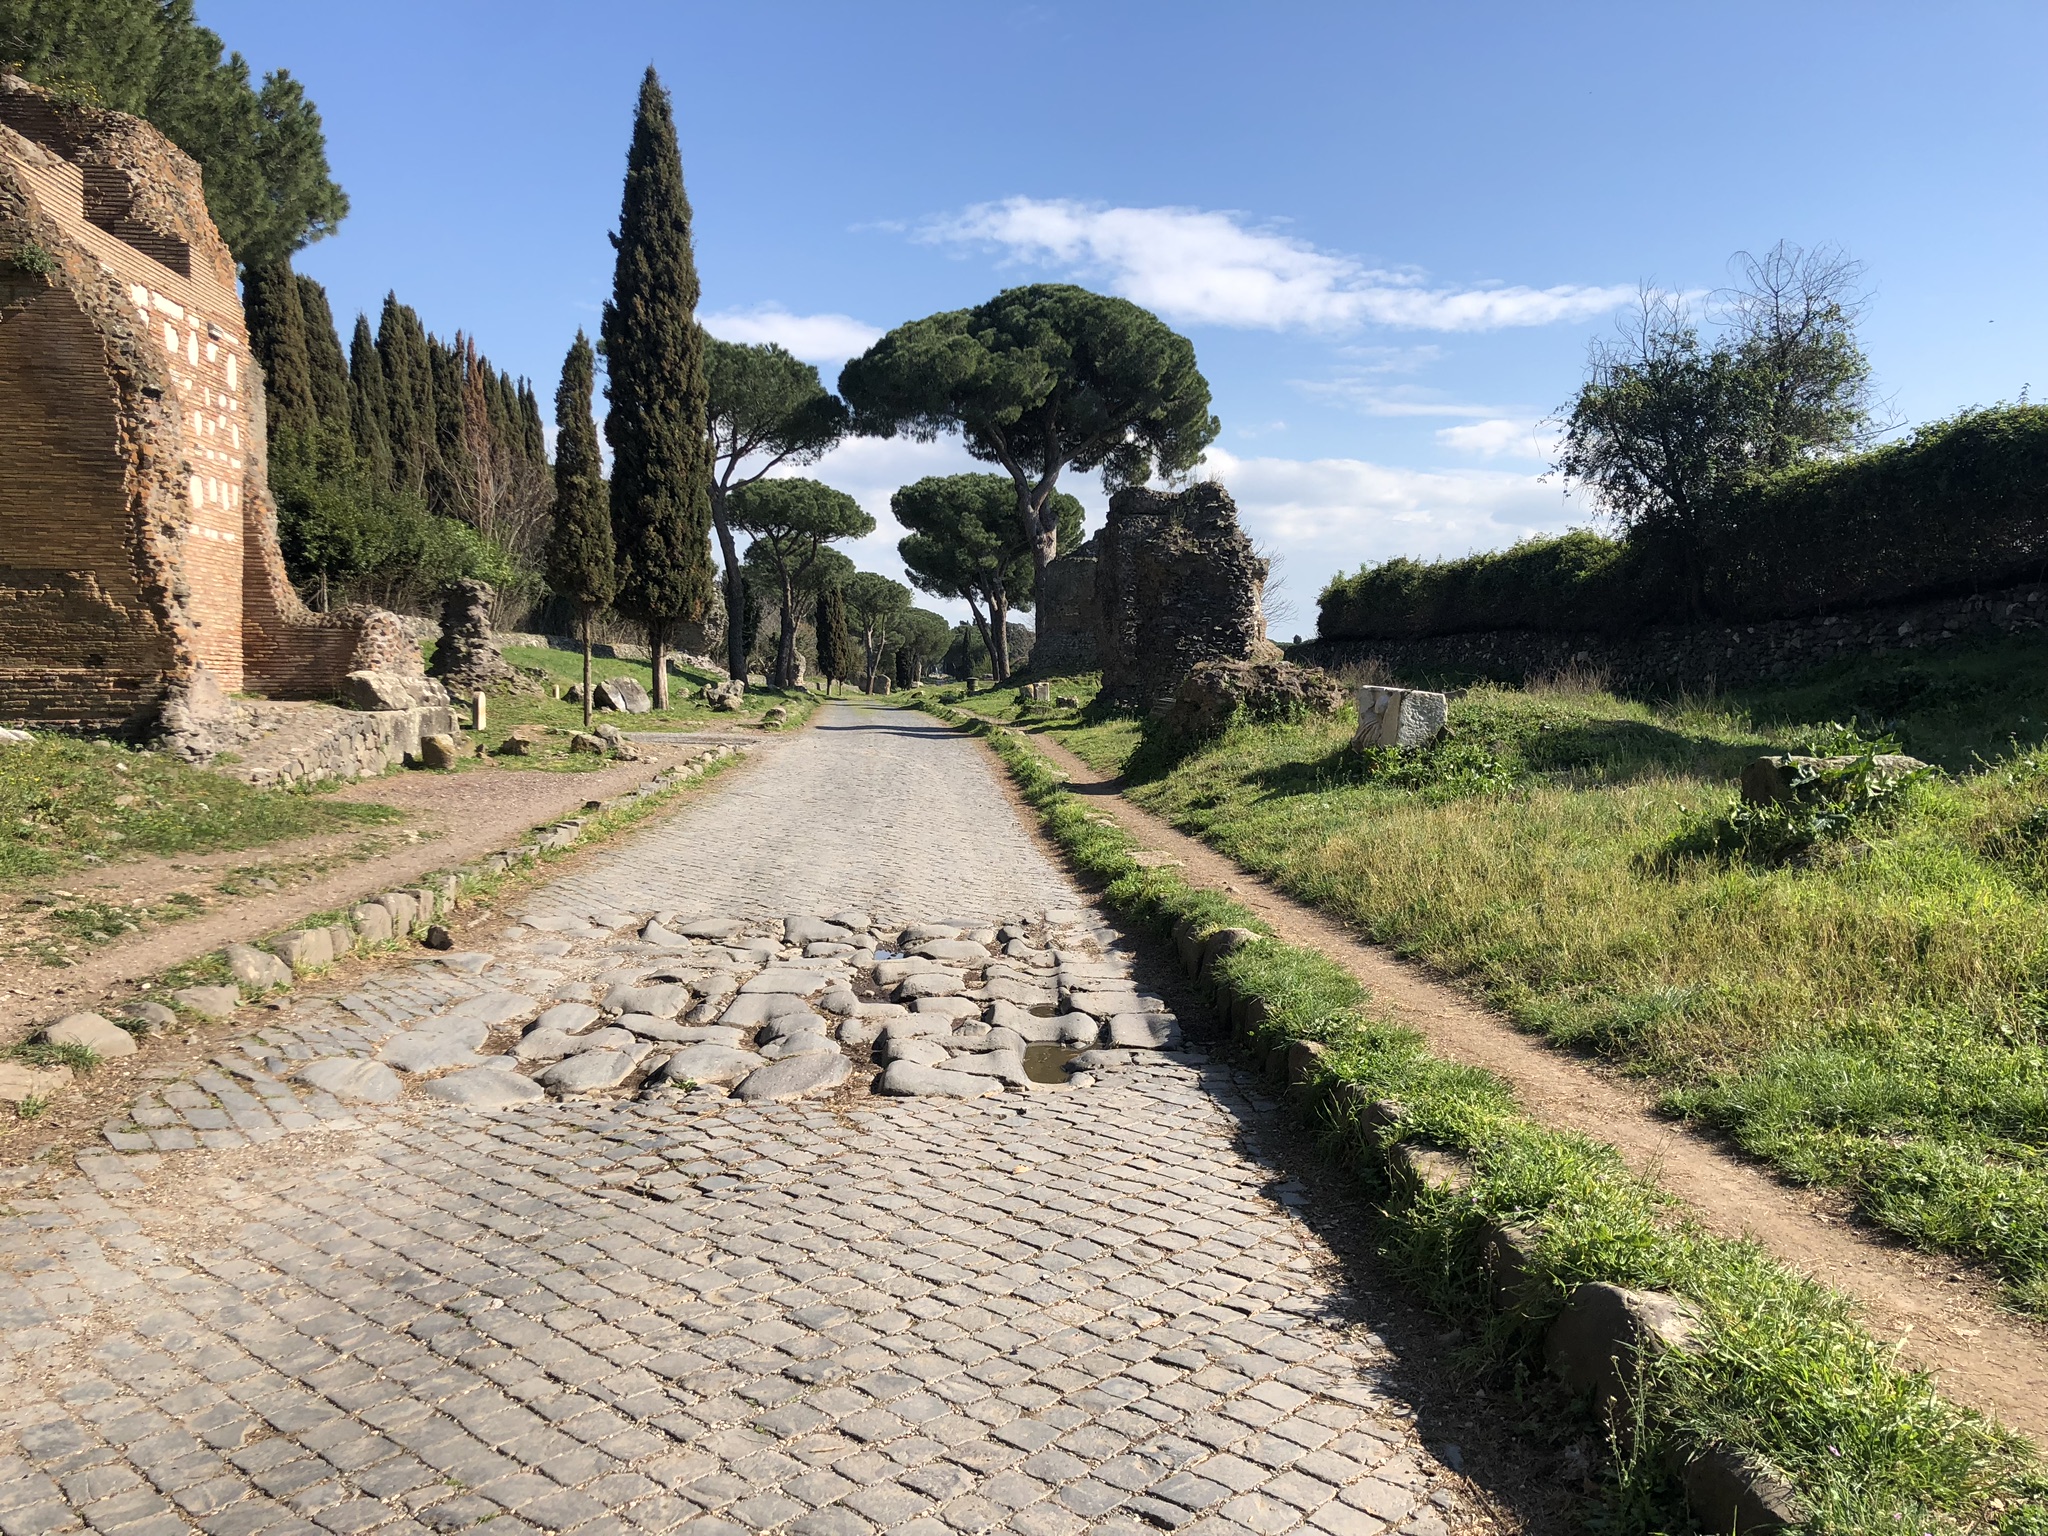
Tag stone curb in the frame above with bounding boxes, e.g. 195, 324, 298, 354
14, 748, 745, 1109
1164, 910, 1810, 1535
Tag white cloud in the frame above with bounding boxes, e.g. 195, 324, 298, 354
921, 197, 1632, 334
701, 305, 882, 368
1193, 448, 1578, 628
1435, 417, 1560, 461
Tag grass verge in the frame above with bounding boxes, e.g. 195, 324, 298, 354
0, 735, 401, 881
916, 696, 2044, 1536
944, 643, 2048, 1314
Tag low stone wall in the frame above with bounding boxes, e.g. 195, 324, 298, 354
1304, 580, 2048, 694
212, 700, 458, 789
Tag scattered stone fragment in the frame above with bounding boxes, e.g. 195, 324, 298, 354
876, 1061, 1000, 1099
43, 1012, 136, 1057
297, 1058, 402, 1103
423, 925, 453, 950
119, 1001, 177, 1034
733, 1051, 851, 1102
224, 944, 293, 991
420, 1067, 545, 1107
436, 950, 493, 975
173, 986, 240, 1019
421, 734, 459, 769
0, 1060, 71, 1104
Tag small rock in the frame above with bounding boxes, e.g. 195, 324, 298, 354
223, 943, 293, 991
732, 1051, 851, 1102
0, 1060, 71, 1104
44, 1012, 137, 1058
423, 925, 453, 950
297, 1058, 402, 1103
421, 734, 460, 769
119, 1001, 177, 1034
420, 1067, 545, 1108
594, 676, 653, 714
568, 731, 607, 754
172, 985, 240, 1019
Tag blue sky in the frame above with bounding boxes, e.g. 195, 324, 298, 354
207, 1, 2047, 635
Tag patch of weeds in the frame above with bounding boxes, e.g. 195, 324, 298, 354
6, 1039, 98, 1073
1348, 739, 1521, 800
1661, 735, 1932, 868
14, 1095, 49, 1121
10, 237, 55, 276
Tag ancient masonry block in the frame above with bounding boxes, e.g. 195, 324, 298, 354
0, 74, 415, 734
1094, 482, 1271, 712
1352, 685, 1448, 749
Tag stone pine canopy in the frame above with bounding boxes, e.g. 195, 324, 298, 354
0, 74, 414, 736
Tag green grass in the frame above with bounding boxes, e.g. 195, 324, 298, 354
449, 646, 814, 769
1005, 638, 2048, 1311
0, 736, 402, 882
918, 698, 2044, 1535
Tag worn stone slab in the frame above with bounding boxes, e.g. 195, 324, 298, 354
380, 1026, 489, 1073
605, 982, 690, 1018
739, 969, 832, 996
532, 1001, 601, 1034
224, 943, 293, 991
645, 1044, 764, 1089
438, 991, 536, 1028
45, 1012, 137, 1058
536, 1051, 640, 1094
876, 1060, 1002, 1098
419, 1066, 545, 1107
1109, 1012, 1184, 1049
732, 1050, 851, 1101
296, 1058, 402, 1103
721, 992, 815, 1027
173, 985, 240, 1018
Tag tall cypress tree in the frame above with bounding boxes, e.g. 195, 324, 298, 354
518, 380, 548, 469
348, 313, 394, 487
427, 334, 471, 520
816, 580, 851, 696
601, 66, 715, 708
547, 331, 617, 728
243, 258, 316, 448
376, 293, 426, 494
295, 273, 351, 434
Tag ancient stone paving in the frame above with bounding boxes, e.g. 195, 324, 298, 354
0, 703, 1472, 1536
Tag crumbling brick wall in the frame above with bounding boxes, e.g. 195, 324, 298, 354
1095, 482, 1270, 712
0, 75, 412, 733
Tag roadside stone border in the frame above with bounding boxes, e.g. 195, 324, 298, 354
1, 746, 747, 1124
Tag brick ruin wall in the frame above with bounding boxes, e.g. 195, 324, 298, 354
0, 76, 409, 733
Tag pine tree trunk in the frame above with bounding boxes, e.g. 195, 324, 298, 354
649, 621, 670, 710
711, 489, 745, 680
775, 571, 799, 689
990, 594, 1011, 682
581, 607, 593, 730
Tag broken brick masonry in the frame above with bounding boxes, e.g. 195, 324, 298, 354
0, 74, 415, 738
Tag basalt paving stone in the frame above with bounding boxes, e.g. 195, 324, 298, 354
0, 704, 1470, 1536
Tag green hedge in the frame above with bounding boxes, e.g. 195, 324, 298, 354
1319, 405, 2048, 641
916, 698, 2044, 1533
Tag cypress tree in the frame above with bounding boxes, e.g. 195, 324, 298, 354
547, 331, 617, 728
243, 258, 316, 448
428, 334, 471, 520
816, 581, 851, 696
295, 273, 351, 433
348, 313, 394, 487
601, 66, 715, 708
517, 380, 548, 469
377, 293, 427, 494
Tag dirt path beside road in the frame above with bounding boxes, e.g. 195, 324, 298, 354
1013, 723, 2048, 1445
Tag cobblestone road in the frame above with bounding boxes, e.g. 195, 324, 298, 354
0, 704, 1475, 1536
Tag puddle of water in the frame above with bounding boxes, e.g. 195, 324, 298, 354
1027, 1002, 1058, 1017
1023, 1042, 1082, 1085
873, 948, 898, 961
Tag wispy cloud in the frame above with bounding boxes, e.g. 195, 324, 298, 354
920, 198, 1632, 334
701, 306, 882, 368
1435, 417, 1560, 461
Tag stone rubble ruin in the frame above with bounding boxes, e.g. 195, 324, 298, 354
0, 74, 417, 740
1093, 481, 1274, 711
427, 579, 525, 700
